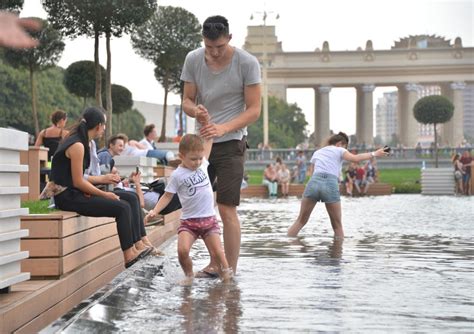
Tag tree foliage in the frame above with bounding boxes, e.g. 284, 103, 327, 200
3, 18, 65, 135
0, 60, 82, 135
0, 0, 23, 12
111, 108, 145, 142
413, 94, 454, 167
103, 84, 133, 115
43, 0, 157, 137
413, 95, 454, 125
247, 96, 308, 148
64, 60, 105, 106
131, 5, 201, 141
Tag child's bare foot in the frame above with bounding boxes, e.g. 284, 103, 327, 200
179, 276, 194, 286
220, 268, 233, 282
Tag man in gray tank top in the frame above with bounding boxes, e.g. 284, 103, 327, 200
181, 15, 261, 275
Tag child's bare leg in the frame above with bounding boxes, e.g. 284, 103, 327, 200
177, 232, 196, 278
203, 233, 232, 281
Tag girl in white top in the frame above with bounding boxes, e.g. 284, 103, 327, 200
287, 132, 388, 239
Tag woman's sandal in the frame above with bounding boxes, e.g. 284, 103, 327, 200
125, 256, 140, 269
138, 247, 153, 259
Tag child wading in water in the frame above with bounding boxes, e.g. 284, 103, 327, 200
145, 134, 232, 284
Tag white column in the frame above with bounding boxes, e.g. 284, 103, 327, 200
442, 82, 466, 146
405, 83, 420, 147
362, 84, 375, 146
356, 86, 364, 144
397, 85, 407, 146
315, 85, 331, 146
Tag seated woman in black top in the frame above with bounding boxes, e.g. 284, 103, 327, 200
35, 109, 69, 161
51, 107, 148, 268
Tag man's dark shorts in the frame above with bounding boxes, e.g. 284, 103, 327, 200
208, 136, 247, 206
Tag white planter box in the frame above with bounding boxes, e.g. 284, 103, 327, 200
421, 168, 455, 195
0, 128, 30, 291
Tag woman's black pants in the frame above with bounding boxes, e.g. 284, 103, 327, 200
54, 188, 135, 251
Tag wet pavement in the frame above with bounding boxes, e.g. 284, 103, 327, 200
42, 195, 474, 333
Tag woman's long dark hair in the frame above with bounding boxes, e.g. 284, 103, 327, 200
65, 107, 105, 169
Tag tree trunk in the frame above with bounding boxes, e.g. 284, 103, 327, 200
94, 30, 102, 108
434, 123, 438, 168
29, 65, 39, 136
179, 86, 184, 134
160, 77, 169, 142
105, 31, 113, 139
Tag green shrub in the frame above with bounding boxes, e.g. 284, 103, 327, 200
21, 200, 57, 214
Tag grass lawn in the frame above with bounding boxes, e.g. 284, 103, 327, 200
21, 200, 57, 214
246, 168, 421, 193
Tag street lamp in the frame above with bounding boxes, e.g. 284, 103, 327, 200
250, 11, 279, 147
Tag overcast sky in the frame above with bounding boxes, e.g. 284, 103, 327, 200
21, 0, 473, 135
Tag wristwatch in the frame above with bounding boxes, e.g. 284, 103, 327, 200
371, 152, 375, 158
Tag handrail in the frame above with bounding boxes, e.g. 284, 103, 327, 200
246, 147, 471, 162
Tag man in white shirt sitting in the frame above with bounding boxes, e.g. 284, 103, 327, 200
139, 124, 158, 150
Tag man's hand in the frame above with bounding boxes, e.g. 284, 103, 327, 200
200, 123, 227, 139
0, 12, 41, 48
195, 104, 210, 125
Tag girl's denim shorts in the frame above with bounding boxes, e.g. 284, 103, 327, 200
303, 173, 341, 203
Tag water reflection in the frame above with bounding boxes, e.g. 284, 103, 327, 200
45, 195, 474, 333
179, 282, 242, 333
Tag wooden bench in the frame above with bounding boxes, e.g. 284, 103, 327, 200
0, 209, 181, 332
20, 146, 49, 201
240, 184, 305, 198
339, 182, 392, 196
20, 210, 179, 279
154, 165, 174, 177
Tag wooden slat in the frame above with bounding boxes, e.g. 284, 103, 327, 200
15, 264, 123, 334
240, 184, 305, 198
22, 222, 117, 257
1, 208, 181, 333
21, 220, 60, 238
1, 248, 124, 333
21, 239, 60, 257
61, 216, 115, 238
62, 235, 120, 275
61, 223, 116, 256
21, 258, 61, 277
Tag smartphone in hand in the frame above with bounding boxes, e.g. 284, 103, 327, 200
383, 146, 391, 153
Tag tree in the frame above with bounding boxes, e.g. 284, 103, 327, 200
43, 0, 157, 138
247, 96, 308, 148
103, 84, 133, 132
111, 108, 145, 142
131, 5, 201, 141
3, 18, 64, 135
0, 0, 23, 12
413, 95, 454, 167
0, 61, 82, 135
64, 60, 105, 108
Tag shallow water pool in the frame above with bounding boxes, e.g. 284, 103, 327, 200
46, 195, 474, 333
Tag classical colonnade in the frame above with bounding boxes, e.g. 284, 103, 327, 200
244, 26, 474, 147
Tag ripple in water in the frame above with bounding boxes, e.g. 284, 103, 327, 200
49, 195, 473, 333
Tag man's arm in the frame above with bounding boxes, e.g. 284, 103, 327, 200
182, 81, 210, 125
200, 83, 261, 139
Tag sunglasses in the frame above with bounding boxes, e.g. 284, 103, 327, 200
203, 22, 227, 31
